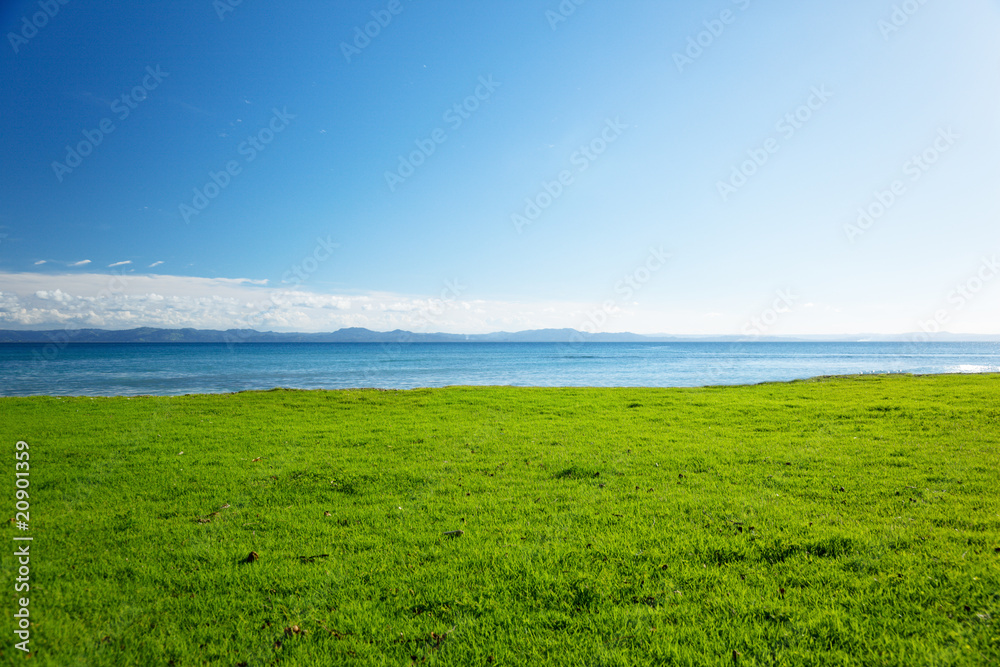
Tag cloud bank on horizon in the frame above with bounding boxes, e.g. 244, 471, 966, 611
1, 1, 998, 336
0, 271, 681, 335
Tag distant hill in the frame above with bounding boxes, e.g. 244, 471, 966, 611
0, 327, 998, 344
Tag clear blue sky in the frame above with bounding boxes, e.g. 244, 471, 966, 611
1, 0, 999, 334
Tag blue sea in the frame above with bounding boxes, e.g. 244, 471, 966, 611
1, 341, 999, 397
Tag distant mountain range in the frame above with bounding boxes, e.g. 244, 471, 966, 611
0, 327, 998, 343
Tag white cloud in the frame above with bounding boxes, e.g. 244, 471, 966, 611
69, 260, 91, 267
34, 289, 74, 303
108, 260, 132, 268
0, 271, 641, 334
148, 261, 164, 268
3, 271, 996, 335
33, 260, 46, 265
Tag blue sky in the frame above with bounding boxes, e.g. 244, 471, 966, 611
1, 0, 999, 335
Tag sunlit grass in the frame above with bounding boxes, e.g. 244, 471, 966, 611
1, 374, 998, 665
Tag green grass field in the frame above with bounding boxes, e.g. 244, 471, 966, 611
2, 374, 998, 665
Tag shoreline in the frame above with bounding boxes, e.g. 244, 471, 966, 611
2, 369, 1000, 399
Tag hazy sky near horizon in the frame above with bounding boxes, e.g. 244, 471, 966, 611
1, 0, 999, 335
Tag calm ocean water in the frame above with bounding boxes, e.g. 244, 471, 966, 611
1, 342, 999, 397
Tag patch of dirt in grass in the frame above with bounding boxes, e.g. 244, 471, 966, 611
552, 465, 601, 480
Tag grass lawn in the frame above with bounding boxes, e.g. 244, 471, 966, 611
1, 373, 998, 665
